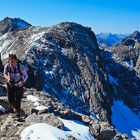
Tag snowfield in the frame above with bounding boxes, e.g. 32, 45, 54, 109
111, 100, 140, 138
23, 95, 94, 139
20, 119, 94, 140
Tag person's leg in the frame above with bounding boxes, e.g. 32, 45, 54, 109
6, 84, 16, 109
15, 86, 23, 117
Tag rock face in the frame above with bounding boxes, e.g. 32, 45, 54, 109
23, 22, 113, 121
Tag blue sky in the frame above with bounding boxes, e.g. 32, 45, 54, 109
0, 0, 140, 34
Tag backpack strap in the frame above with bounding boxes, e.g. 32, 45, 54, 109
17, 62, 23, 77
7, 64, 11, 73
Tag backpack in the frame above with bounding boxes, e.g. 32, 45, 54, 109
7, 59, 23, 77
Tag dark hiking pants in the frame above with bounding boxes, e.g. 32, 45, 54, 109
6, 83, 23, 117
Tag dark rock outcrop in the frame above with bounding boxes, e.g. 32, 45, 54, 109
90, 121, 116, 140
0, 99, 14, 113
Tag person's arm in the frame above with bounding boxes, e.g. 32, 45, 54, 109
3, 64, 10, 83
19, 64, 28, 84
18, 64, 28, 87
22, 68, 28, 83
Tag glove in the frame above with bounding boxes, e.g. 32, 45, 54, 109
18, 80, 24, 87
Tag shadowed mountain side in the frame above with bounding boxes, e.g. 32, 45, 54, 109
100, 49, 140, 115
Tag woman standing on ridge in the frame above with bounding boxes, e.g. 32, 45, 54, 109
3, 54, 28, 118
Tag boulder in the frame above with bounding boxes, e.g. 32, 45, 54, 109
89, 121, 116, 140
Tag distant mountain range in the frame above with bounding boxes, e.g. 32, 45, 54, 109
96, 32, 129, 47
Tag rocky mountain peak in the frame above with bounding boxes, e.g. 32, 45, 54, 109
0, 17, 31, 34
45, 21, 98, 50
120, 31, 140, 47
130, 30, 140, 40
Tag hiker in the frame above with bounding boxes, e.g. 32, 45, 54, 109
3, 54, 28, 117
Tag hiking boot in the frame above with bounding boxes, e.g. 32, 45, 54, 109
12, 112, 20, 118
